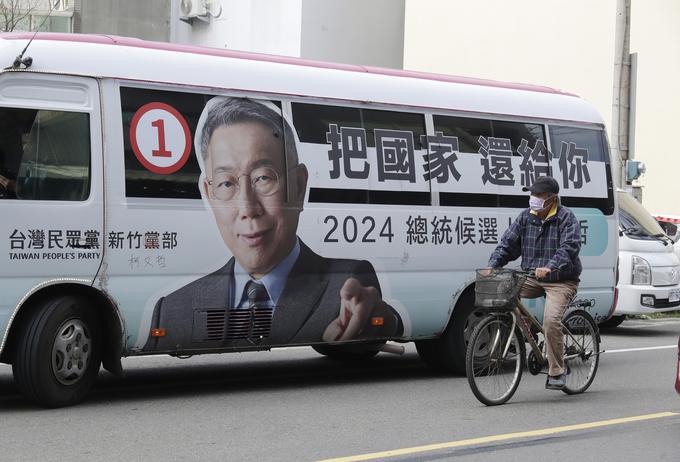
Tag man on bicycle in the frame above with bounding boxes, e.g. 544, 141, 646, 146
486, 175, 582, 390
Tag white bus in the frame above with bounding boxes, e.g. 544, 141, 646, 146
0, 33, 617, 407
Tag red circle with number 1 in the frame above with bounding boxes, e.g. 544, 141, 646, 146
130, 102, 192, 174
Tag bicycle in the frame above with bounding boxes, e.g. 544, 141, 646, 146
465, 268, 601, 406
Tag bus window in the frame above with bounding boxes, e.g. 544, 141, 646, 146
292, 102, 429, 205
362, 108, 428, 205
433, 115, 545, 155
549, 125, 614, 215
361, 108, 426, 150
0, 108, 90, 201
492, 120, 546, 156
432, 115, 491, 153
121, 87, 205, 200
291, 103, 362, 145
292, 102, 368, 204
549, 125, 609, 163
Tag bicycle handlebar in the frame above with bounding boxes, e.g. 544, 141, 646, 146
485, 267, 566, 279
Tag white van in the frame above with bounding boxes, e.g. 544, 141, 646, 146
0, 32, 618, 406
606, 190, 680, 327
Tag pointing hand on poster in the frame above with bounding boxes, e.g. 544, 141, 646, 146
322, 278, 394, 342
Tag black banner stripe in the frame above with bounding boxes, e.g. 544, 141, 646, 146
308, 188, 615, 215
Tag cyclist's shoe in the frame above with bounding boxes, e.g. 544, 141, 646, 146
545, 373, 567, 390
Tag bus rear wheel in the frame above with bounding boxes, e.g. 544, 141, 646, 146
598, 314, 625, 329
415, 291, 480, 374
12, 295, 102, 408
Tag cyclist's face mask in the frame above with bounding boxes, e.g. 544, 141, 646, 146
529, 194, 554, 211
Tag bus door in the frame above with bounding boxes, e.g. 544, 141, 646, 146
0, 73, 104, 345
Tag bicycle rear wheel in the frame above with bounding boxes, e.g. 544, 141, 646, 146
561, 310, 600, 395
466, 314, 525, 406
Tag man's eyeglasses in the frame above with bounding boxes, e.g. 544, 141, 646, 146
207, 167, 280, 201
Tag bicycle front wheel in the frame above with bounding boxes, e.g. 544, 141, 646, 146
561, 309, 600, 395
466, 314, 525, 406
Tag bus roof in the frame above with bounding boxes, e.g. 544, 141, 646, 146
0, 33, 603, 125
0, 32, 573, 96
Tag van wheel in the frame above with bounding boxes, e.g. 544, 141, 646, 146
312, 343, 382, 360
12, 295, 102, 408
415, 291, 481, 374
599, 315, 625, 329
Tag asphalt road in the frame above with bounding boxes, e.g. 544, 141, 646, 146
1, 317, 679, 462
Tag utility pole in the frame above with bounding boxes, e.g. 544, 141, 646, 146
611, 0, 640, 199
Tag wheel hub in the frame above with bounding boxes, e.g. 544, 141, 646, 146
527, 350, 545, 375
51, 318, 91, 385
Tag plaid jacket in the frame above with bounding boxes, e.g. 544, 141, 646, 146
488, 206, 582, 282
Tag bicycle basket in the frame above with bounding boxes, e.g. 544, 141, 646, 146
474, 269, 526, 311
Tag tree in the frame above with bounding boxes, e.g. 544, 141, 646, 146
0, 0, 46, 32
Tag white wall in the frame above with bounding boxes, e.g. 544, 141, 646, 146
173, 0, 404, 67
80, 0, 172, 41
174, 0, 302, 56
404, 0, 680, 215
629, 0, 680, 215
404, 0, 616, 127
301, 0, 404, 68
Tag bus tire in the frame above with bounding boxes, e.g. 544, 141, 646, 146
598, 314, 625, 329
12, 295, 102, 408
415, 290, 481, 374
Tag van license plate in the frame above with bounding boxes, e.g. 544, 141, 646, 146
670, 290, 680, 303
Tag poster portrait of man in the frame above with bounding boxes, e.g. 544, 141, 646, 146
143, 96, 403, 352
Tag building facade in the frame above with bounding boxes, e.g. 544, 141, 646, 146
172, 0, 404, 69
45, 0, 404, 69
0, 0, 74, 32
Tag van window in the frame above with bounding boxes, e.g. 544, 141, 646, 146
0, 108, 90, 201
617, 191, 665, 239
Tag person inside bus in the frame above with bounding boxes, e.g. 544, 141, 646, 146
0, 113, 24, 199
144, 96, 402, 351
484, 175, 582, 390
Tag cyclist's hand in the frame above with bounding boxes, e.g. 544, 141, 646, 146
535, 267, 551, 279
479, 268, 493, 277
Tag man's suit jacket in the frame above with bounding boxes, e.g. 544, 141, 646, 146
143, 241, 402, 353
